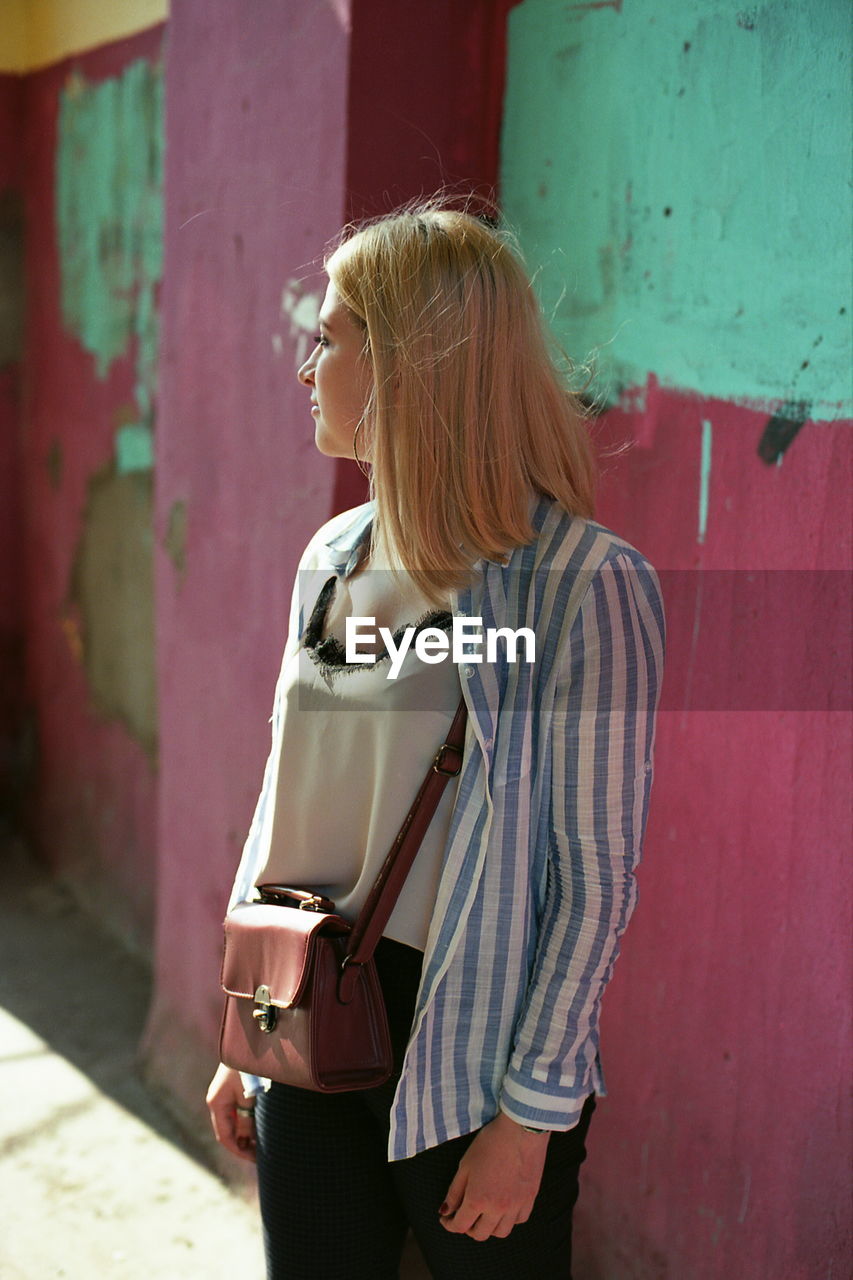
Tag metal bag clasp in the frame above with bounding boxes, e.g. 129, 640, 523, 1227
251, 984, 277, 1033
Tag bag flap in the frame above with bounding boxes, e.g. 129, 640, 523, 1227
221, 902, 349, 1008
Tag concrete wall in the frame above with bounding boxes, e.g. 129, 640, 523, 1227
501, 2, 851, 1276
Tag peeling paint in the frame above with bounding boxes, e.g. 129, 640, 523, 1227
60, 611, 83, 664
757, 401, 809, 465
698, 418, 711, 543
279, 278, 323, 369
0, 188, 24, 368
566, 1, 622, 13
163, 499, 187, 579
738, 1166, 752, 1223
71, 464, 157, 757
115, 422, 154, 474
56, 59, 163, 444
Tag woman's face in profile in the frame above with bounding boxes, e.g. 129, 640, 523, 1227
297, 281, 372, 460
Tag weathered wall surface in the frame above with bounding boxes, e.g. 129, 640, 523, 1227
8, 0, 849, 1268
502, 2, 852, 1276
0, 74, 25, 816
20, 26, 164, 949
145, 0, 518, 1112
144, 0, 353, 1102
503, 0, 850, 417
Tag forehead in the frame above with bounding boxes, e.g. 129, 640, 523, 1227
319, 281, 365, 339
319, 281, 346, 322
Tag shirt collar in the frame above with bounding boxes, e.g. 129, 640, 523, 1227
323, 502, 375, 577
322, 491, 555, 578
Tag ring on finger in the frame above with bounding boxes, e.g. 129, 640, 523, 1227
235, 1104, 256, 1119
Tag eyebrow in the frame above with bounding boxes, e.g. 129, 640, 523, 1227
318, 314, 335, 331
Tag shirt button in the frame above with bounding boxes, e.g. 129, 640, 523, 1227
464, 666, 475, 678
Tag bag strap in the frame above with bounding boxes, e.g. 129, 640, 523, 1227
338, 696, 468, 1002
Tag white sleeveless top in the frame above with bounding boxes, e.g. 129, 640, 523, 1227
251, 571, 462, 950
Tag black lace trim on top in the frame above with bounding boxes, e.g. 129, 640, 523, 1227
303, 575, 453, 676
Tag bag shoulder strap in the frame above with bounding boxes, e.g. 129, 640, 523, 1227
338, 696, 468, 1001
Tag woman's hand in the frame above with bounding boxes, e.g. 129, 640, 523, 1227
439, 1111, 550, 1241
205, 1063, 258, 1163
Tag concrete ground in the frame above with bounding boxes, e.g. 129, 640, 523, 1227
0, 839, 429, 1279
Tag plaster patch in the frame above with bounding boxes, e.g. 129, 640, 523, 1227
71, 465, 157, 757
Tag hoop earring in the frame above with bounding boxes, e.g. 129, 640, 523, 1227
353, 418, 370, 479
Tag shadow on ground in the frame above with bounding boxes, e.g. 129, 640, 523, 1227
0, 834, 192, 1151
0, 832, 430, 1278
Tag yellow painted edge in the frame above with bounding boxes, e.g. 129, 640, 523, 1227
0, 0, 169, 74
0, 0, 29, 73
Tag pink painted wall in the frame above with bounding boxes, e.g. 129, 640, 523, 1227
18, 28, 164, 950
565, 387, 852, 1278
144, 0, 354, 1097
145, 0, 519, 1110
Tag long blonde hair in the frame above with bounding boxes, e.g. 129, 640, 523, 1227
326, 200, 597, 604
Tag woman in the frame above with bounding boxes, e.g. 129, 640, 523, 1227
207, 202, 665, 1278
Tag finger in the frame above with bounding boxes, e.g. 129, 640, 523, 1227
441, 1198, 481, 1235
206, 1101, 223, 1145
234, 1106, 256, 1138
209, 1101, 256, 1163
234, 1106, 257, 1160
439, 1168, 467, 1220
466, 1213, 502, 1243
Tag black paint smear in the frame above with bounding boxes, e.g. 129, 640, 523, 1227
757, 400, 810, 464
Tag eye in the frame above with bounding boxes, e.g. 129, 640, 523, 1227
312, 333, 330, 348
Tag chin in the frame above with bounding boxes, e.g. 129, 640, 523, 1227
314, 425, 350, 459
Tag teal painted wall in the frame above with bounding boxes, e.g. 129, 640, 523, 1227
56, 58, 163, 470
502, 0, 851, 417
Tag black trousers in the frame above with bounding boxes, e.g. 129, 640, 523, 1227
254, 937, 595, 1280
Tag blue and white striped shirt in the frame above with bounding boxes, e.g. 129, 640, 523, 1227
229, 493, 665, 1160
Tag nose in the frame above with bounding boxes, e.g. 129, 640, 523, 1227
297, 349, 316, 386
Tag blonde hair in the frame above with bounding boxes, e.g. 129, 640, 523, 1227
326, 200, 597, 604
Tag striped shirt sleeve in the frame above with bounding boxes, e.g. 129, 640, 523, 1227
499, 552, 665, 1131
